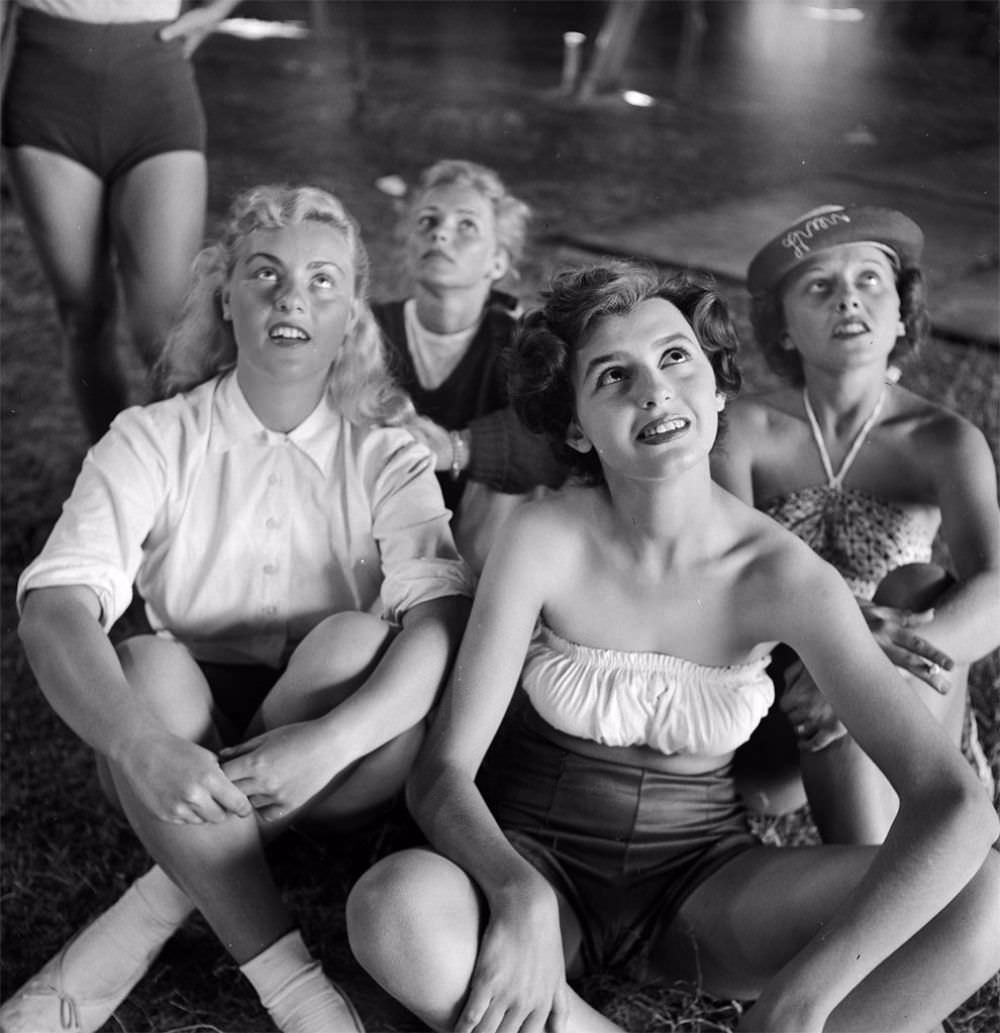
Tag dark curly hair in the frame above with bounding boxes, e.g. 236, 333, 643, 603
508, 262, 742, 485
751, 266, 930, 386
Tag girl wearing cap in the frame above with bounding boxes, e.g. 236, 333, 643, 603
712, 205, 1000, 844
347, 262, 1000, 1033
3, 185, 473, 1033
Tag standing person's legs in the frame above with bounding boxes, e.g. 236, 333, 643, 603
109, 150, 206, 376
4, 145, 124, 439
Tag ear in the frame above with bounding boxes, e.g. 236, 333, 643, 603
565, 418, 593, 454
221, 288, 232, 322
715, 391, 726, 412
346, 298, 361, 333
896, 317, 906, 338
488, 247, 511, 283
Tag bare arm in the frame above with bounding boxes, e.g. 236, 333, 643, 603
219, 594, 470, 818
158, 0, 242, 57
321, 594, 471, 759
919, 415, 1000, 664
408, 508, 572, 1033
752, 551, 998, 1023
18, 585, 251, 823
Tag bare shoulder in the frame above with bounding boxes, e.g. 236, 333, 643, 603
892, 386, 993, 471
723, 490, 854, 624
726, 387, 800, 433
721, 389, 805, 469
498, 484, 598, 560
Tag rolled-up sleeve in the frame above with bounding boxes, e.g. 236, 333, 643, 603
366, 433, 475, 622
16, 410, 167, 630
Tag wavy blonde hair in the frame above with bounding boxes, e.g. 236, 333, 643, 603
403, 159, 531, 272
156, 184, 415, 426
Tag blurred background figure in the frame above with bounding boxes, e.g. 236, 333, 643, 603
373, 159, 566, 572
1, 0, 239, 441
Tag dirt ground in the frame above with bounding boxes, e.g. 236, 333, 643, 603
2, 2, 998, 1030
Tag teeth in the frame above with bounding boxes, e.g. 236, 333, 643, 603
270, 326, 308, 340
642, 417, 687, 438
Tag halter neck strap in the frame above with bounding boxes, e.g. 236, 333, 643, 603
802, 386, 886, 490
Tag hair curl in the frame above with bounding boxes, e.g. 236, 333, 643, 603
508, 262, 742, 485
402, 159, 531, 274
751, 266, 930, 386
155, 184, 414, 426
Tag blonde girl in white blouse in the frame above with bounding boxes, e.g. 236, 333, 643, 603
2, 185, 473, 1033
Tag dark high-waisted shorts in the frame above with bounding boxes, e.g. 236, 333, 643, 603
200, 661, 282, 739
478, 706, 756, 973
2, 8, 206, 180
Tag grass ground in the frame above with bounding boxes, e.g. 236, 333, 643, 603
2, 3, 998, 1029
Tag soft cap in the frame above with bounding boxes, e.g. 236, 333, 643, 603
747, 205, 924, 296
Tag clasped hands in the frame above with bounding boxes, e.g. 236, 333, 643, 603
117, 720, 344, 825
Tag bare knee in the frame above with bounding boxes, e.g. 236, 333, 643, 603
347, 848, 479, 1018
116, 635, 215, 743
126, 298, 183, 369
311, 611, 395, 661
347, 849, 439, 972
262, 612, 394, 726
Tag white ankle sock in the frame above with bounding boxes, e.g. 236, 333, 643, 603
240, 929, 364, 1033
56, 866, 190, 1001
132, 865, 195, 928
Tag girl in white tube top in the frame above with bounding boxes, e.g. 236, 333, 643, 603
712, 205, 1000, 845
346, 262, 1000, 1033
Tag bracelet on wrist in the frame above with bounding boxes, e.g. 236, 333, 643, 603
449, 429, 469, 481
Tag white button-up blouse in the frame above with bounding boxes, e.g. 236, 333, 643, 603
18, 372, 474, 667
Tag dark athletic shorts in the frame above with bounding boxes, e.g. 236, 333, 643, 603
478, 705, 756, 974
2, 8, 206, 180
199, 661, 282, 739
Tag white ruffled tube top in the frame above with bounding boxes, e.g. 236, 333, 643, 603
521, 622, 774, 757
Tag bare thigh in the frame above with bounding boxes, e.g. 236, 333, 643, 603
97, 634, 220, 807
109, 150, 206, 365
255, 612, 413, 822
3, 145, 112, 307
645, 843, 873, 1000
258, 611, 395, 728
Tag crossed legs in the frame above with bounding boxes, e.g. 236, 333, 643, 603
648, 843, 1000, 1032
347, 848, 621, 1033
349, 842, 1000, 1033
1, 611, 412, 1032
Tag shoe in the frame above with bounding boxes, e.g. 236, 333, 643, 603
0, 934, 152, 1033
329, 982, 365, 1033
